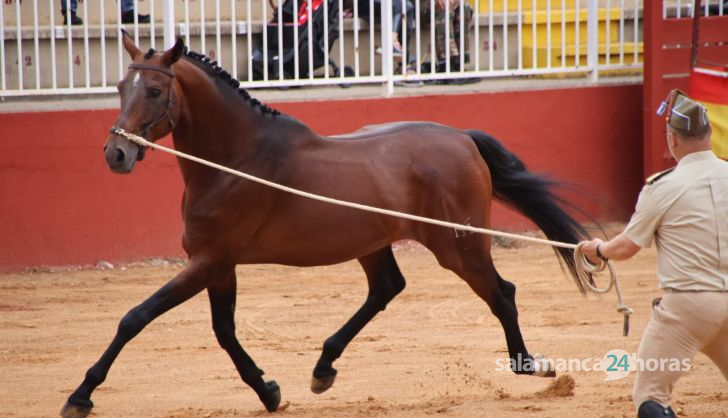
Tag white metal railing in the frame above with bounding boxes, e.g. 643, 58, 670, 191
0, 0, 647, 98
663, 0, 726, 19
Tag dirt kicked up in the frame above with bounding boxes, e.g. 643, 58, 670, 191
1, 233, 726, 417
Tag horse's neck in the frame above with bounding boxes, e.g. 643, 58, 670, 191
171, 66, 269, 184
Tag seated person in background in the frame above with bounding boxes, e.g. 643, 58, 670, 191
345, 0, 416, 61
60, 0, 150, 26
422, 0, 473, 70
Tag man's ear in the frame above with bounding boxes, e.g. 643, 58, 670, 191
161, 37, 185, 67
121, 29, 142, 60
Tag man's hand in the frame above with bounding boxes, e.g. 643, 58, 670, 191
579, 238, 604, 265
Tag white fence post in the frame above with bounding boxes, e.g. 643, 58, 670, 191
382, 0, 394, 96
163, 0, 176, 49
587, 0, 599, 83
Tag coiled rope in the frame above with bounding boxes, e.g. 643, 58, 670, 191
111, 127, 633, 336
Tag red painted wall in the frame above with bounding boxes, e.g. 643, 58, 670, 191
0, 84, 643, 271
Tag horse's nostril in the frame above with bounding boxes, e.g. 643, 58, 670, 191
115, 148, 126, 163
103, 144, 108, 151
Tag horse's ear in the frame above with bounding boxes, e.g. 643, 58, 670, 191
161, 37, 185, 67
120, 29, 142, 60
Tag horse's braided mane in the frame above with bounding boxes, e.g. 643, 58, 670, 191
146, 47, 280, 117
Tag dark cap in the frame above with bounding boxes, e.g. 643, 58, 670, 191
657, 89, 710, 136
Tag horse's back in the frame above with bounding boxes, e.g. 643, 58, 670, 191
327, 121, 454, 141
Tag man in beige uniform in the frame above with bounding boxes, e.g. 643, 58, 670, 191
581, 89, 728, 418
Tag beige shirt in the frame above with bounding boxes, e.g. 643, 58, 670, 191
624, 151, 728, 291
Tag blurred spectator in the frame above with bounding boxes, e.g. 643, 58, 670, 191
60, 0, 150, 25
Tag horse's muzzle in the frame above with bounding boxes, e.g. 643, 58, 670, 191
104, 134, 141, 174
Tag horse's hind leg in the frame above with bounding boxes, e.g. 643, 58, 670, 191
207, 269, 281, 412
311, 245, 406, 394
428, 236, 554, 378
60, 259, 214, 418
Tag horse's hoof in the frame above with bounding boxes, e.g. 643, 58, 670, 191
531, 353, 556, 378
260, 380, 281, 412
310, 370, 337, 394
60, 400, 93, 418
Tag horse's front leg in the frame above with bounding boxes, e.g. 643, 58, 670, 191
311, 246, 406, 394
207, 270, 281, 412
60, 259, 213, 418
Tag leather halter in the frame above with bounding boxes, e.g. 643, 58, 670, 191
126, 63, 177, 138
128, 63, 176, 78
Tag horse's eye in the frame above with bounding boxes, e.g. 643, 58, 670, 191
148, 88, 162, 98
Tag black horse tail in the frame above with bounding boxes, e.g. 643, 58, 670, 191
467, 130, 588, 294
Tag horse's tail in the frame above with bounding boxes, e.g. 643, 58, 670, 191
467, 130, 588, 294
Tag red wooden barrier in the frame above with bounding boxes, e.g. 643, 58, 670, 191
643, 0, 728, 177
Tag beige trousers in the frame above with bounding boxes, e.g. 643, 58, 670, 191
633, 290, 728, 410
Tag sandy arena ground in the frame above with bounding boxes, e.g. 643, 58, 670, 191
1, 232, 726, 417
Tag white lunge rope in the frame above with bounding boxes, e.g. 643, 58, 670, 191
111, 128, 633, 335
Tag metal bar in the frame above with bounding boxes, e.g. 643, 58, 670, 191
633, 0, 638, 65
118, 1, 123, 82
488, 0, 493, 71
414, 0, 420, 74
163, 0, 176, 49
33, 0, 41, 89
324, 0, 330, 78
339, 0, 345, 78
531, 0, 536, 68
83, 0, 90, 87
231, 0, 237, 80
474, 0, 479, 71
370, 0, 375, 75
185, 0, 191, 47
459, 0, 465, 72
503, 0, 508, 70
587, 0, 598, 82
546, 0, 551, 68
619, 0, 625, 65
247, 0, 253, 81
66, 0, 72, 88
561, 0, 566, 67
49, 0, 57, 89
101, 0, 107, 87
430, 0, 436, 75
151, 0, 156, 49
134, 0, 140, 45
277, 0, 283, 80
0, 0, 5, 91
518, 0, 523, 70
14, 0, 21, 90
308, 0, 314, 79
606, 0, 611, 65
354, 0, 360, 76
401, 0, 406, 76
201, 0, 206, 53
575, 0, 580, 67
382, 0, 394, 95
248, 0, 253, 81
216, 0, 222, 67
262, 0, 268, 81
293, 0, 299, 79
445, 0, 450, 72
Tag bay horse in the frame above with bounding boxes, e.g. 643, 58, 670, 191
61, 32, 588, 417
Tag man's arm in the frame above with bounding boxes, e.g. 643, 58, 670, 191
581, 233, 641, 264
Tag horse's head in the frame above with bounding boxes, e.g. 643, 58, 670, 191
104, 30, 184, 173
